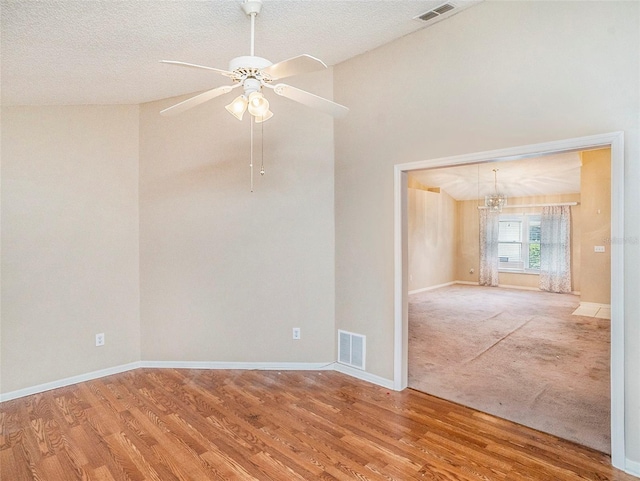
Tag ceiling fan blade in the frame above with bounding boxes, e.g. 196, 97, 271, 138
261, 54, 327, 80
160, 85, 236, 116
160, 60, 234, 77
272, 83, 349, 118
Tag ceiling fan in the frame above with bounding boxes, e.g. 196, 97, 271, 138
160, 0, 349, 122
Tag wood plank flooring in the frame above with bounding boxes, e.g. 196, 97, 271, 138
0, 369, 636, 480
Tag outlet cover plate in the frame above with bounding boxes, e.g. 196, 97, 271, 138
292, 328, 301, 340
96, 333, 105, 347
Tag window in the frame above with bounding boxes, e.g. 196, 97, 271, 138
498, 215, 541, 272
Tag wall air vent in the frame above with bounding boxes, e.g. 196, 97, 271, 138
338, 330, 366, 370
414, 3, 457, 23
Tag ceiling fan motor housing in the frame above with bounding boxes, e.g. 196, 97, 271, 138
242, 77, 262, 96
228, 55, 272, 74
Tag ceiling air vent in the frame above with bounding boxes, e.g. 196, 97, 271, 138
434, 3, 455, 15
415, 3, 456, 23
417, 11, 439, 22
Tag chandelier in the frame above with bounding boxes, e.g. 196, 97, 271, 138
485, 168, 507, 212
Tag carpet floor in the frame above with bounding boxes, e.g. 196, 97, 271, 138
408, 284, 610, 454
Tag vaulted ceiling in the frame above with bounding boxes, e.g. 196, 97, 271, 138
3, 1, 585, 198
409, 152, 582, 201
1, 0, 480, 106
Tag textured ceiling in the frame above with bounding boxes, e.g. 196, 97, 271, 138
1, 0, 480, 106
409, 152, 582, 201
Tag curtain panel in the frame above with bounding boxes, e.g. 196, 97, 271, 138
479, 209, 500, 287
539, 205, 572, 293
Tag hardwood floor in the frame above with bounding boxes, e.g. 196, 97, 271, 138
1, 369, 636, 480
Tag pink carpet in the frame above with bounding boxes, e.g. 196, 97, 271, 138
409, 284, 610, 453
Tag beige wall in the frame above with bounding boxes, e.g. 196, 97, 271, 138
407, 187, 456, 291
138, 70, 336, 363
455, 199, 480, 284
455, 193, 582, 291
0, 71, 336, 394
580, 148, 611, 304
1, 105, 141, 392
333, 0, 639, 461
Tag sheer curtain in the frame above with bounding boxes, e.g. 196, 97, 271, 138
539, 205, 572, 293
479, 209, 500, 287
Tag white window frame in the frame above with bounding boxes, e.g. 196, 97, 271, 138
498, 214, 541, 274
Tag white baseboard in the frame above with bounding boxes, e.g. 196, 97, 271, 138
450, 281, 539, 290
0, 361, 142, 402
140, 361, 335, 371
332, 362, 395, 390
0, 361, 395, 402
408, 281, 455, 295
625, 458, 640, 477
409, 281, 544, 294
0, 361, 342, 402
454, 281, 580, 296
143, 360, 396, 391
579, 302, 612, 310
497, 283, 541, 291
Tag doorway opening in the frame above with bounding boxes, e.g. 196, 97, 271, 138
393, 132, 625, 468
406, 150, 610, 452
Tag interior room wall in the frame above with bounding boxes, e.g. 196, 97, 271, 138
455, 193, 582, 291
138, 70, 336, 364
455, 199, 480, 284
333, 0, 639, 462
407, 184, 456, 292
1, 105, 141, 393
580, 148, 611, 304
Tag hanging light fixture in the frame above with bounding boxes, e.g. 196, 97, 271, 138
485, 168, 507, 212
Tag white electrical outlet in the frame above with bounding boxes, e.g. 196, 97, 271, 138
95, 333, 105, 347
292, 328, 301, 340
594, 246, 606, 253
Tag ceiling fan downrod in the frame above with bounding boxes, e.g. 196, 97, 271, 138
241, 0, 263, 57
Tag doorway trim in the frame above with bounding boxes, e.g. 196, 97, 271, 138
393, 132, 625, 468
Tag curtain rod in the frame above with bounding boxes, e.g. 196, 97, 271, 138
477, 202, 579, 210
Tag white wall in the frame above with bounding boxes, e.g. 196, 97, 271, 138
334, 0, 639, 463
1, 105, 141, 392
138, 70, 336, 364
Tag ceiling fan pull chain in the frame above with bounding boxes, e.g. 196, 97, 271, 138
250, 117, 254, 192
260, 118, 265, 176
